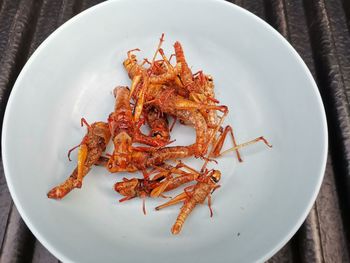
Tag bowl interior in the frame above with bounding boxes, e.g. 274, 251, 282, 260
2, 0, 327, 262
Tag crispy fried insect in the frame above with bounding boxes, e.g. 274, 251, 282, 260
47, 120, 111, 199
191, 72, 218, 127
149, 48, 182, 86
123, 35, 181, 88
114, 176, 164, 215
114, 162, 199, 214
109, 86, 169, 149
108, 144, 194, 173
144, 106, 171, 142
123, 49, 143, 80
156, 169, 221, 235
107, 86, 194, 173
150, 161, 200, 198
174, 41, 201, 93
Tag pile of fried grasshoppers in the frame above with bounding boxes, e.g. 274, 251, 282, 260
47, 34, 272, 235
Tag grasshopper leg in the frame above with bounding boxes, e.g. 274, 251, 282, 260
155, 191, 189, 211
73, 144, 88, 188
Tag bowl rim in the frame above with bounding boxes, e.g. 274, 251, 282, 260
1, 0, 328, 262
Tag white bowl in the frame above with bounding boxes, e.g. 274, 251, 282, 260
2, 0, 327, 262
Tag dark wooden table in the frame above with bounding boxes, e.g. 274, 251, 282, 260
0, 0, 350, 262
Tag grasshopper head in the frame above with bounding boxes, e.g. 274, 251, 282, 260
210, 170, 221, 183
114, 178, 139, 197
